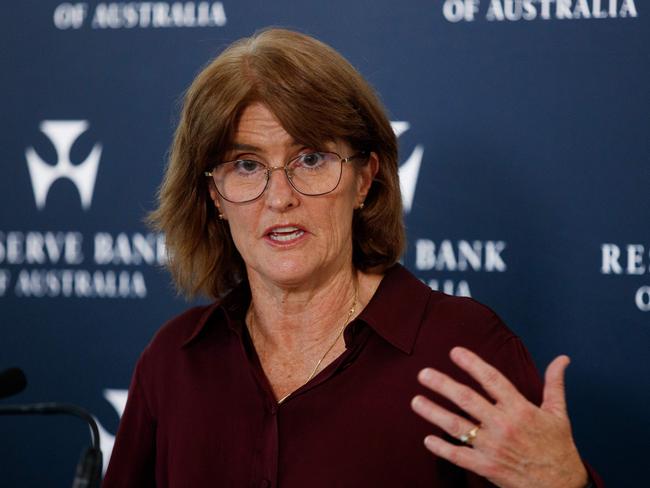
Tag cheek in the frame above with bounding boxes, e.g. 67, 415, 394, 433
321, 197, 355, 247
223, 208, 256, 252
227, 221, 245, 249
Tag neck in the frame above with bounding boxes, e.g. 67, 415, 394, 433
246, 264, 361, 353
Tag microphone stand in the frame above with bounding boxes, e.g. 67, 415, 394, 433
0, 402, 102, 488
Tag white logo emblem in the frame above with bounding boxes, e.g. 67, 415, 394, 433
392, 121, 424, 213
25, 120, 102, 210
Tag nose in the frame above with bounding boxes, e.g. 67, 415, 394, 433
264, 166, 299, 211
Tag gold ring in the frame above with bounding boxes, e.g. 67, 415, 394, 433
459, 425, 480, 446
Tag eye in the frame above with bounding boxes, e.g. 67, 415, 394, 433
293, 152, 329, 170
232, 159, 264, 175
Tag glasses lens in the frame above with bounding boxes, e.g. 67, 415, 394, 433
213, 159, 267, 202
287, 152, 342, 195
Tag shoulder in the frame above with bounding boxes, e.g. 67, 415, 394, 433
425, 292, 516, 343
372, 264, 519, 358
139, 303, 222, 364
417, 290, 542, 405
389, 263, 520, 357
384, 265, 542, 402
414, 288, 521, 364
384, 263, 517, 345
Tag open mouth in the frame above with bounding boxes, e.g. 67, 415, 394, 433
267, 226, 305, 242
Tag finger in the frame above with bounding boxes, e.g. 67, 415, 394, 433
422, 435, 492, 477
411, 395, 478, 442
542, 355, 570, 416
450, 346, 521, 405
417, 367, 496, 423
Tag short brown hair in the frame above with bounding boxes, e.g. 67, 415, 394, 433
149, 28, 405, 298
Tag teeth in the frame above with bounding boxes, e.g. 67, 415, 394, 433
269, 230, 304, 242
272, 226, 299, 233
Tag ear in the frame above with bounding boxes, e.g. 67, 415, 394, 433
208, 181, 226, 219
356, 152, 379, 204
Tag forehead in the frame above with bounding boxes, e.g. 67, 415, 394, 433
237, 103, 278, 124
228, 103, 340, 153
234, 104, 288, 141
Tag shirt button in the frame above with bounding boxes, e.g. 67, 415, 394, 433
260, 479, 270, 488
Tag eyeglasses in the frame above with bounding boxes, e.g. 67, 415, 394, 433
205, 151, 367, 203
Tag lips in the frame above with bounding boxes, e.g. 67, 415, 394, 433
265, 225, 306, 243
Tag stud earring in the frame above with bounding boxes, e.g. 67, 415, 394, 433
358, 202, 365, 210
218, 213, 224, 220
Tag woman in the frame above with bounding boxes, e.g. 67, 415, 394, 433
103, 29, 601, 487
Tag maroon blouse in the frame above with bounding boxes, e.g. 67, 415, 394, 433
103, 264, 602, 487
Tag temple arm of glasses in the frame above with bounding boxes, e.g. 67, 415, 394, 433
342, 151, 369, 163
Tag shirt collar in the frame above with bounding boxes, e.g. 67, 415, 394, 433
181, 284, 250, 347
356, 263, 431, 355
182, 264, 431, 354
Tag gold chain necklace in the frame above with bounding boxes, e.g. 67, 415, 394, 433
248, 285, 359, 405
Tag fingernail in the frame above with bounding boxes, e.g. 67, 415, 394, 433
424, 435, 436, 448
451, 346, 466, 359
420, 368, 434, 381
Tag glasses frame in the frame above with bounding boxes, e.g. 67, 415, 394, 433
204, 151, 368, 204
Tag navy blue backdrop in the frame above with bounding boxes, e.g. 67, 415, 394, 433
1, 1, 648, 486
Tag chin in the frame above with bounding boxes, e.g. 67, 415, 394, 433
253, 258, 317, 287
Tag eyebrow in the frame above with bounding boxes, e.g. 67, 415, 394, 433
230, 143, 261, 152
229, 141, 303, 152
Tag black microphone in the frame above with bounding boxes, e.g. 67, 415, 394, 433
0, 400, 102, 488
0, 367, 27, 399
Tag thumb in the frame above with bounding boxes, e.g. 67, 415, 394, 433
541, 355, 571, 416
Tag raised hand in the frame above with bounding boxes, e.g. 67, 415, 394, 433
410, 347, 588, 488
